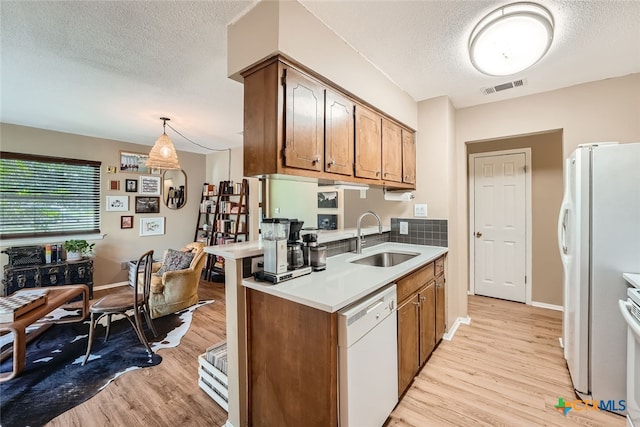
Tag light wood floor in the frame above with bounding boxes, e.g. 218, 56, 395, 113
48, 279, 229, 427
47, 287, 626, 426
388, 295, 626, 427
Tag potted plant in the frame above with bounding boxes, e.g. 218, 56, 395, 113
63, 239, 95, 261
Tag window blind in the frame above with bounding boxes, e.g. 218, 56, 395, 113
0, 152, 101, 239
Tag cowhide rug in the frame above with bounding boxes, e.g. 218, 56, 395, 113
0, 300, 213, 427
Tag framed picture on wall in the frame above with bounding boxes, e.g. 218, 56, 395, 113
121, 215, 133, 229
140, 217, 165, 236
139, 175, 161, 196
125, 179, 138, 193
318, 214, 338, 230
317, 191, 338, 209
119, 151, 151, 174
135, 196, 160, 213
105, 195, 129, 212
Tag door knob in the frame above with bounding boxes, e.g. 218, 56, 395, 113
475, 232, 482, 238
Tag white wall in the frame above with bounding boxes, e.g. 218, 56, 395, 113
227, 0, 418, 129
0, 123, 207, 286
451, 73, 640, 313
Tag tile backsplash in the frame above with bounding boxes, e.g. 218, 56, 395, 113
389, 218, 448, 247
324, 232, 390, 257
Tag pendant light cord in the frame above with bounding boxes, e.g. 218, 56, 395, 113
166, 122, 232, 182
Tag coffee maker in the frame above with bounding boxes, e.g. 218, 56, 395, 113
261, 218, 289, 275
258, 218, 311, 284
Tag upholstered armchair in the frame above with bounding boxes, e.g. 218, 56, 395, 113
146, 242, 206, 319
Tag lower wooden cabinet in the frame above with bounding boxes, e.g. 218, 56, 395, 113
397, 294, 419, 395
435, 275, 446, 342
418, 282, 436, 366
246, 289, 338, 427
396, 255, 446, 396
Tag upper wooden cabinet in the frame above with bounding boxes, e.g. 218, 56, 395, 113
325, 89, 354, 176
402, 130, 416, 185
242, 56, 415, 189
382, 118, 403, 183
354, 105, 382, 180
284, 67, 324, 172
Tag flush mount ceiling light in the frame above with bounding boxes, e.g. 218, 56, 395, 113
146, 117, 181, 170
469, 2, 554, 76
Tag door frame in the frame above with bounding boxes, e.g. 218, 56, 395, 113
468, 148, 533, 304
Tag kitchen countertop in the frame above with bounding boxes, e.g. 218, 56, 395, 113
624, 273, 640, 288
204, 226, 391, 259
242, 242, 447, 313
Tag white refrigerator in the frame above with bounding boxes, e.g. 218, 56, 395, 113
558, 142, 640, 413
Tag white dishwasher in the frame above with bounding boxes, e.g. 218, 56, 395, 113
338, 284, 398, 427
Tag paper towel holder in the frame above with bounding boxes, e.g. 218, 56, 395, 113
383, 189, 415, 201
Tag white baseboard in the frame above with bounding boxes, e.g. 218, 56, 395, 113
222, 421, 235, 427
442, 315, 471, 341
531, 301, 563, 311
93, 281, 128, 291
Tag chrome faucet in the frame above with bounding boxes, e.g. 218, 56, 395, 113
356, 210, 383, 254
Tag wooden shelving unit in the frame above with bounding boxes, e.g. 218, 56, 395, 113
198, 179, 249, 280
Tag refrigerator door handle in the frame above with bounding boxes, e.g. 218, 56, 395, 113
558, 205, 569, 256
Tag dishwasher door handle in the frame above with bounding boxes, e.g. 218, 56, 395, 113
366, 299, 384, 314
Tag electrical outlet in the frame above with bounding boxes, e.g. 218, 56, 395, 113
275, 207, 280, 214
400, 221, 409, 235
121, 261, 129, 270
414, 204, 428, 217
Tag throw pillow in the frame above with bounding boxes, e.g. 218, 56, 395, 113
156, 249, 194, 276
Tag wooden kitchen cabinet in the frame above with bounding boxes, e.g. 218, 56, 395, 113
419, 282, 436, 365
382, 118, 403, 182
434, 255, 446, 342
396, 255, 446, 396
354, 104, 382, 180
435, 274, 445, 342
402, 129, 416, 184
284, 67, 325, 172
325, 89, 354, 176
397, 294, 420, 395
242, 55, 415, 190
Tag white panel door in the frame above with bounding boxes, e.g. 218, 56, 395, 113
473, 153, 527, 302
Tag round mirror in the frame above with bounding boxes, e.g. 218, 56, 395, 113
163, 169, 187, 209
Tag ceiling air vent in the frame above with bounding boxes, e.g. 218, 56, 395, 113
481, 79, 527, 96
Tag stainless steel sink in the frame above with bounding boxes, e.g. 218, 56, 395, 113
350, 251, 419, 267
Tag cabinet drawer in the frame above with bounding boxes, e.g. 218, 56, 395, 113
397, 263, 434, 303
435, 256, 445, 277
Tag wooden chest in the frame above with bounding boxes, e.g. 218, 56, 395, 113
2, 259, 93, 299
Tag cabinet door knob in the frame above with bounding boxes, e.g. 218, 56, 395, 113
420, 296, 427, 301
312, 156, 320, 165
327, 159, 336, 167
376, 171, 381, 177
413, 301, 420, 306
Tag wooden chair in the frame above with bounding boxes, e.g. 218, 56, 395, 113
82, 250, 157, 365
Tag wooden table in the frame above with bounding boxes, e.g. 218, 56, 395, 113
0, 284, 89, 382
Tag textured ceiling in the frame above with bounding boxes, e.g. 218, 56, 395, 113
1, 1, 639, 154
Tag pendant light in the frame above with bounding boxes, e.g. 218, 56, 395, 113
146, 117, 181, 170
469, 2, 554, 76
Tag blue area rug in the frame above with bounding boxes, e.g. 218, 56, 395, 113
0, 300, 213, 427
